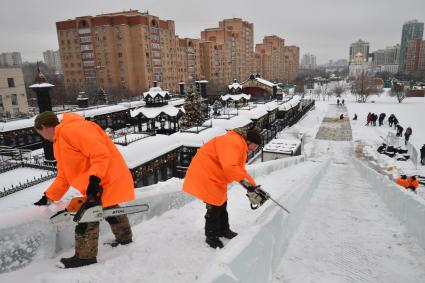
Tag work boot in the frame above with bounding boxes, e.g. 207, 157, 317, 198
104, 239, 133, 247
220, 229, 238, 239
206, 236, 224, 249
57, 254, 97, 269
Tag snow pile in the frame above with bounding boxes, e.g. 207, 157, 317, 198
352, 157, 425, 249
200, 158, 331, 283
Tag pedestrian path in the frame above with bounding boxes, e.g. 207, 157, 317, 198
273, 108, 425, 282
315, 105, 352, 141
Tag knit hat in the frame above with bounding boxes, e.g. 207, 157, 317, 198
246, 127, 262, 146
34, 111, 59, 129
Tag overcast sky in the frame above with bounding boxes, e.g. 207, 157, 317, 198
1, 0, 424, 64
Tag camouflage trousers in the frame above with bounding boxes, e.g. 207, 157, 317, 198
75, 206, 133, 259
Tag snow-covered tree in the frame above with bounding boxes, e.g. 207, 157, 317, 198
180, 87, 206, 128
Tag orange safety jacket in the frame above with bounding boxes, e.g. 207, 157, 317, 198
45, 113, 135, 207
395, 177, 419, 190
183, 130, 256, 206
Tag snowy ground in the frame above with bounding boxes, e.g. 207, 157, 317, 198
1, 92, 425, 282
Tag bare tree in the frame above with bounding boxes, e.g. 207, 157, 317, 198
331, 82, 345, 97
351, 72, 382, 103
391, 82, 406, 103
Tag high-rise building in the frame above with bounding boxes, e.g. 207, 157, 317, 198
283, 46, 299, 82
403, 39, 425, 73
349, 39, 370, 62
301, 53, 317, 69
399, 19, 424, 71
255, 35, 285, 82
0, 68, 29, 117
201, 18, 254, 87
0, 52, 22, 67
56, 10, 202, 98
43, 50, 62, 73
372, 44, 400, 73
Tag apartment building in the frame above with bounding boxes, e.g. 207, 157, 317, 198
283, 46, 300, 82
255, 35, 285, 82
56, 10, 202, 98
0, 52, 22, 67
43, 50, 62, 74
201, 18, 255, 88
403, 39, 425, 73
0, 68, 29, 117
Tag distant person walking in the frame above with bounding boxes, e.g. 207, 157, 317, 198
341, 99, 345, 106
421, 144, 425, 165
404, 127, 412, 145
353, 113, 357, 120
337, 99, 340, 106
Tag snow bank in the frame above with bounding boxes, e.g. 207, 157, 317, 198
352, 158, 425, 250
200, 158, 331, 283
0, 155, 309, 274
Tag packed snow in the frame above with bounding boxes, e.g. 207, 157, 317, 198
1, 90, 425, 282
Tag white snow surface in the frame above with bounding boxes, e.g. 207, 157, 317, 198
1, 92, 425, 282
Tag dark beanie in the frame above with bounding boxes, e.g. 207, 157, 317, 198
34, 111, 59, 129
246, 127, 262, 146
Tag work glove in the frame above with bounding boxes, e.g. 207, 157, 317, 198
240, 179, 257, 192
34, 193, 51, 206
86, 175, 103, 201
246, 186, 269, 210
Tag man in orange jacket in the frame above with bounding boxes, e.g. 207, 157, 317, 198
33, 111, 135, 268
183, 127, 267, 249
395, 175, 419, 192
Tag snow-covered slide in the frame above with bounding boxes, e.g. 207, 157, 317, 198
272, 142, 425, 282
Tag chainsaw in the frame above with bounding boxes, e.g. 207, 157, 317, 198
50, 196, 149, 225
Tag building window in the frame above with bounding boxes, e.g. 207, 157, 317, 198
81, 53, 94, 59
0, 95, 3, 109
152, 43, 160, 49
80, 36, 92, 43
118, 52, 123, 58
153, 59, 161, 66
11, 94, 18, 106
153, 51, 161, 58
81, 44, 93, 51
83, 61, 95, 67
7, 78, 15, 87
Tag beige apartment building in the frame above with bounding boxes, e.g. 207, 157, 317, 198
403, 39, 425, 73
0, 68, 29, 117
56, 10, 203, 98
201, 18, 255, 90
283, 46, 300, 82
255, 35, 285, 82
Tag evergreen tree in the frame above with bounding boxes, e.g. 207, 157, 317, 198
180, 87, 206, 128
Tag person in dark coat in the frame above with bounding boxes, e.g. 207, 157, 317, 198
353, 113, 358, 120
341, 99, 345, 106
372, 113, 378, 126
337, 99, 340, 106
396, 125, 404, 137
404, 127, 412, 145
421, 144, 425, 165
393, 117, 399, 129
388, 114, 395, 127
378, 113, 386, 126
